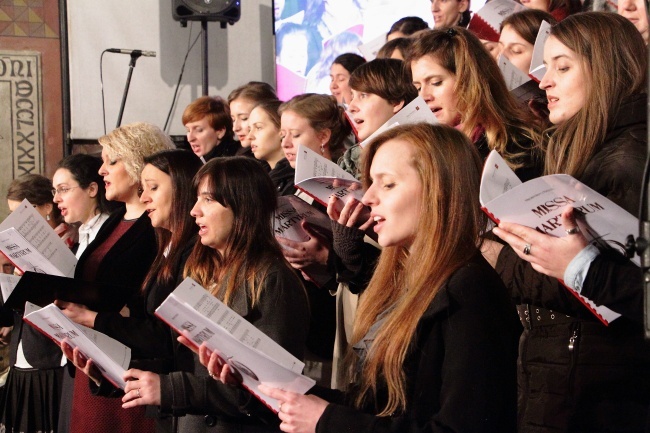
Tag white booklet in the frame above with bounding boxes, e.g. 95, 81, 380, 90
498, 54, 545, 103
528, 20, 552, 82
155, 278, 315, 413
0, 273, 21, 304
359, 96, 437, 148
358, 33, 386, 61
480, 150, 639, 325
468, 0, 525, 42
294, 145, 363, 212
0, 199, 77, 277
23, 302, 131, 389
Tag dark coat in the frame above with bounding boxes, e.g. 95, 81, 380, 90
74, 207, 157, 289
313, 253, 519, 433
202, 137, 242, 162
58, 207, 157, 433
270, 158, 296, 197
158, 260, 310, 433
495, 94, 650, 433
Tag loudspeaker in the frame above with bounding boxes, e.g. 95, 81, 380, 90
172, 0, 241, 24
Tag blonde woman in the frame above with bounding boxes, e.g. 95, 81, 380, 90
56, 122, 173, 433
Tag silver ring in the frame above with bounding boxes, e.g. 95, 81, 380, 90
209, 372, 216, 379
565, 227, 580, 235
523, 243, 532, 255
136, 388, 141, 398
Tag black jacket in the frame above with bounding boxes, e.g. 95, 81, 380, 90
496, 93, 650, 433
57, 207, 157, 433
313, 253, 519, 433
270, 158, 295, 197
203, 137, 241, 162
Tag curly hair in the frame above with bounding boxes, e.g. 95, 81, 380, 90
98, 122, 174, 184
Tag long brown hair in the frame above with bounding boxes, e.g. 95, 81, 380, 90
407, 27, 542, 171
543, 12, 647, 177
349, 123, 485, 415
182, 157, 289, 306
141, 150, 202, 292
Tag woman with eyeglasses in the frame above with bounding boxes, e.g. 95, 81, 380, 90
0, 173, 78, 433
52, 154, 115, 258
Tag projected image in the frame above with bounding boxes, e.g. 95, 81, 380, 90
274, 0, 435, 100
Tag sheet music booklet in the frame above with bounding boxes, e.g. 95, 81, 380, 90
480, 150, 638, 325
155, 278, 315, 413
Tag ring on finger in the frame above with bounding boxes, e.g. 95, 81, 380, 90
523, 243, 532, 255
565, 227, 580, 235
136, 388, 141, 398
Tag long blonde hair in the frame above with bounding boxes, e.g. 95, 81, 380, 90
543, 12, 647, 177
407, 28, 543, 172
349, 123, 485, 415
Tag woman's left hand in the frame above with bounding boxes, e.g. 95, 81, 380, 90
60, 338, 102, 385
122, 368, 161, 408
177, 335, 243, 386
258, 385, 328, 433
55, 300, 98, 328
492, 206, 589, 280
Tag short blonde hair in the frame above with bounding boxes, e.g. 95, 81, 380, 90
99, 122, 174, 183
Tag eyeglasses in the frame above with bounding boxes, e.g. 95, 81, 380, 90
51, 186, 80, 197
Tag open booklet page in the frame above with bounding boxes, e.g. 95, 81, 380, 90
0, 199, 77, 277
528, 20, 552, 82
294, 145, 363, 211
359, 96, 437, 148
155, 277, 315, 412
0, 273, 20, 304
358, 33, 386, 61
23, 302, 131, 389
480, 150, 633, 324
498, 55, 547, 103
469, 0, 525, 42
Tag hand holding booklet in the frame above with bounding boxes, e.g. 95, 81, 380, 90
23, 302, 131, 389
0, 199, 77, 277
294, 145, 364, 212
480, 150, 638, 325
155, 278, 315, 413
274, 196, 334, 287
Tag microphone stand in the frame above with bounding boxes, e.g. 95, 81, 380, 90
115, 51, 143, 128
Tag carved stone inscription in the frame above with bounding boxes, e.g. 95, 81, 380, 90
0, 50, 43, 189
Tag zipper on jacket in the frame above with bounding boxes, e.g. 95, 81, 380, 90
567, 322, 580, 397
568, 329, 578, 351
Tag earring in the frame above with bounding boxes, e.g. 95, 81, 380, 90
46, 213, 50, 221
320, 144, 325, 155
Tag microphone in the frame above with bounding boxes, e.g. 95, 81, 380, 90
106, 48, 157, 57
